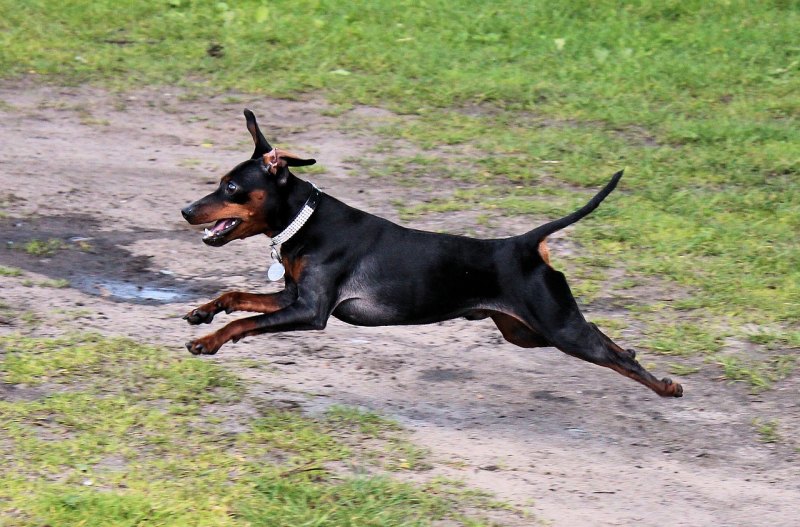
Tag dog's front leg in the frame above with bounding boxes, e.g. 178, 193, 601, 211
185, 300, 327, 355
184, 290, 295, 325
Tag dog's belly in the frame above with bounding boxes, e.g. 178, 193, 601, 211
332, 296, 468, 327
332, 297, 407, 326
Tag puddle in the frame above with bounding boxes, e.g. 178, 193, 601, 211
72, 278, 191, 304
1, 213, 223, 305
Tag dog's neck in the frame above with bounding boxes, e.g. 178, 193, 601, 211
270, 184, 320, 247
265, 177, 317, 239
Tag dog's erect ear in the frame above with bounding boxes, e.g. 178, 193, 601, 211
244, 109, 272, 159
262, 149, 316, 172
262, 149, 316, 186
279, 149, 316, 167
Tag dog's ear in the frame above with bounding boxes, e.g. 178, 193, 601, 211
244, 109, 272, 159
278, 149, 316, 167
262, 149, 316, 186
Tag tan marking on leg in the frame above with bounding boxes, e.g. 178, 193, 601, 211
538, 238, 551, 266
220, 291, 288, 313
606, 363, 683, 397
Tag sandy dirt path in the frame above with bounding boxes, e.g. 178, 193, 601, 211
1, 81, 798, 526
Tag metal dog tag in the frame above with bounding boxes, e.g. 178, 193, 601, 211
267, 261, 285, 281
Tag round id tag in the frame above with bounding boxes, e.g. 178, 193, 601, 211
267, 261, 285, 281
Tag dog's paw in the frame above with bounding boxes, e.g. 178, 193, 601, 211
661, 377, 684, 398
185, 338, 220, 355
183, 308, 215, 325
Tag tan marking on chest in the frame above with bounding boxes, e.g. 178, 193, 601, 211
284, 256, 307, 281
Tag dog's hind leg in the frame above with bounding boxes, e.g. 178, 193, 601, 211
524, 268, 682, 397
491, 312, 550, 348
552, 326, 683, 397
589, 322, 637, 359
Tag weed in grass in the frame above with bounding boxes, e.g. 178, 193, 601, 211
76, 109, 109, 126
668, 363, 701, 376
617, 277, 643, 290
179, 158, 203, 168
238, 476, 456, 527
0, 265, 23, 277
743, 328, 800, 351
320, 103, 354, 117
753, 419, 780, 444
21, 238, 66, 257
18, 278, 70, 288
326, 404, 401, 437
717, 354, 796, 392
588, 317, 628, 332
235, 357, 268, 370
75, 240, 93, 252
644, 322, 726, 356
18, 312, 40, 327
52, 308, 93, 320
386, 440, 433, 472
38, 279, 70, 288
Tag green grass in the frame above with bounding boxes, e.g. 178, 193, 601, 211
0, 265, 23, 277
21, 238, 67, 257
20, 278, 71, 288
1, 0, 797, 380
326, 404, 402, 437
667, 363, 701, 376
753, 418, 781, 444
717, 353, 796, 392
0, 334, 497, 526
37, 278, 71, 288
644, 322, 727, 356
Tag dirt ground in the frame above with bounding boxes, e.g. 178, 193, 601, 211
1, 81, 798, 526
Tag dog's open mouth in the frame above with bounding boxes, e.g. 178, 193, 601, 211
202, 218, 242, 245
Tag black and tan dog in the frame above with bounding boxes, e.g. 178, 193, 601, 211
181, 110, 683, 398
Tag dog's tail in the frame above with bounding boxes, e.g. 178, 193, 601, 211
523, 170, 623, 245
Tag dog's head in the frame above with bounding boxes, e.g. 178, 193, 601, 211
181, 110, 315, 246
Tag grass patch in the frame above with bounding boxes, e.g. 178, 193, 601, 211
21, 238, 67, 257
667, 363, 701, 377
18, 311, 41, 327
0, 334, 500, 526
643, 322, 727, 356
753, 419, 781, 444
325, 406, 432, 472
37, 278, 71, 288
326, 404, 401, 437
743, 327, 800, 350
18, 278, 71, 289
0, 265, 23, 277
717, 354, 796, 392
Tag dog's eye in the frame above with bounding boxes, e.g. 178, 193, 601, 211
225, 182, 237, 193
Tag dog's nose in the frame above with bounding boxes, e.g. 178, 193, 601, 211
181, 205, 194, 221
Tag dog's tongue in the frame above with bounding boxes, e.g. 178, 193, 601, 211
211, 219, 235, 233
